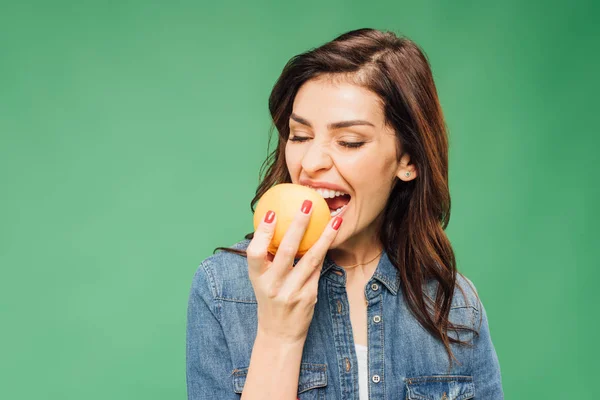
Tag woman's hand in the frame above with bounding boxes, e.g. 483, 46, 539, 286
247, 200, 342, 346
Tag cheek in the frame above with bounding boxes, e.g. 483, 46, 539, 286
337, 157, 377, 183
343, 161, 391, 198
285, 146, 299, 174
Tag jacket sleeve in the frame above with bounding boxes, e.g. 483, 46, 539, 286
472, 297, 504, 399
186, 261, 238, 399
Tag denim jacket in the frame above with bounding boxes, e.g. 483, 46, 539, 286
186, 239, 503, 399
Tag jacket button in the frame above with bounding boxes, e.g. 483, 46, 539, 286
373, 315, 381, 323
372, 374, 381, 383
371, 283, 379, 291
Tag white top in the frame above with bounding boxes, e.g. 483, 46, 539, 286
355, 343, 368, 400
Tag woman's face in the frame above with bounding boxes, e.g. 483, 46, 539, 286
285, 77, 417, 249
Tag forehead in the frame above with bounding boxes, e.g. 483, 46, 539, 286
291, 78, 385, 126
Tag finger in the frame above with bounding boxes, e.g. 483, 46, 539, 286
304, 263, 322, 302
283, 216, 343, 294
268, 199, 313, 281
246, 210, 277, 274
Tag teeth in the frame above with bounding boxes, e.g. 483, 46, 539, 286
304, 185, 349, 199
330, 204, 347, 217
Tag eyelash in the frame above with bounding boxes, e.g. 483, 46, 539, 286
288, 136, 365, 149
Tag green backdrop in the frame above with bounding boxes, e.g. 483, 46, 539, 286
1, 0, 597, 398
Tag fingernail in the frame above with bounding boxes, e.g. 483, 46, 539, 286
264, 210, 275, 223
301, 200, 312, 214
332, 216, 343, 230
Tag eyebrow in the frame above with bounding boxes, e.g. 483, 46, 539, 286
290, 113, 375, 130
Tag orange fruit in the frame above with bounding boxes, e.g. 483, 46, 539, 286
253, 183, 330, 258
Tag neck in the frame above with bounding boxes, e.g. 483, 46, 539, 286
327, 212, 385, 268
328, 236, 383, 270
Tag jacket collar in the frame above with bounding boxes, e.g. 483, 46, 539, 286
320, 248, 401, 295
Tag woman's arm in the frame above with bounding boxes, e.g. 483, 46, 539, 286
472, 300, 504, 399
241, 330, 304, 399
186, 261, 305, 400
241, 205, 342, 399
186, 262, 238, 400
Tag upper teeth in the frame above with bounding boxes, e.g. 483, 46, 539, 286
304, 185, 349, 199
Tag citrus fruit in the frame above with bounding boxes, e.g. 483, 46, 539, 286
253, 183, 330, 258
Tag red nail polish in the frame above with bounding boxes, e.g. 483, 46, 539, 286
332, 216, 343, 230
301, 200, 312, 214
264, 210, 275, 223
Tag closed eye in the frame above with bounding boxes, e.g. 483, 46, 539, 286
288, 136, 365, 149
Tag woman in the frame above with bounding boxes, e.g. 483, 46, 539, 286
187, 28, 503, 399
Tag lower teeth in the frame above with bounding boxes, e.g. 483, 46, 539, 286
330, 205, 347, 217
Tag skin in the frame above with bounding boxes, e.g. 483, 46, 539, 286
285, 76, 418, 345
245, 187, 343, 398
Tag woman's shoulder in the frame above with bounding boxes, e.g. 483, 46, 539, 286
423, 271, 482, 312
191, 238, 256, 302
421, 272, 485, 335
453, 272, 482, 311
200, 238, 251, 267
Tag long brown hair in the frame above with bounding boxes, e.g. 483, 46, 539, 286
214, 28, 477, 368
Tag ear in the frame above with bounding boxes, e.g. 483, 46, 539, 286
396, 152, 418, 182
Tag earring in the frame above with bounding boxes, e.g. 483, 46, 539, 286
405, 172, 410, 177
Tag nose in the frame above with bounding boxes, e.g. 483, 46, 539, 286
301, 140, 333, 174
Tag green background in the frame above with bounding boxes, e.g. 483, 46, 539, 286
1, 0, 597, 398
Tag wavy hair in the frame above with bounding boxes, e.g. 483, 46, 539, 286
214, 28, 478, 368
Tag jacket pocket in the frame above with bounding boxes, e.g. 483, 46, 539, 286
232, 362, 327, 399
404, 375, 474, 400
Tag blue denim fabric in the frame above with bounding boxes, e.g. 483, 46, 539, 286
187, 239, 503, 399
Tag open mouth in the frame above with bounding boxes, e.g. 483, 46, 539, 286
326, 194, 351, 217
303, 185, 351, 218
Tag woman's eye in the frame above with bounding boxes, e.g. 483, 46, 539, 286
289, 136, 309, 142
340, 141, 365, 149
288, 136, 364, 149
